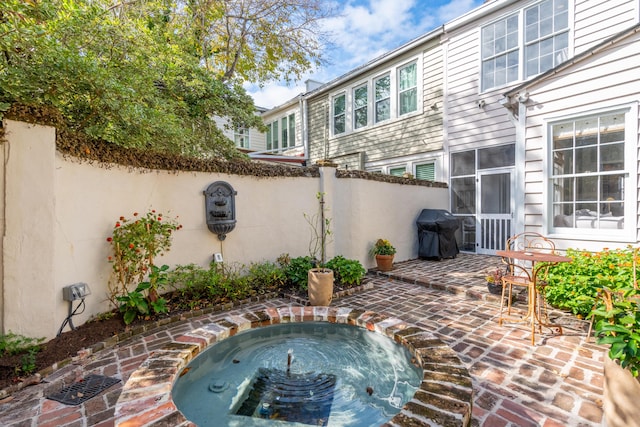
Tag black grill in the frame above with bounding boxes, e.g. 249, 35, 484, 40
416, 209, 460, 260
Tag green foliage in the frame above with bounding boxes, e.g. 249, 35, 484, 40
0, 0, 335, 158
326, 256, 366, 286
0, 332, 45, 357
546, 247, 638, 317
370, 239, 396, 256
106, 210, 180, 307
0, 0, 263, 158
245, 261, 287, 294
284, 256, 314, 290
117, 282, 150, 325
18, 347, 39, 377
592, 286, 640, 377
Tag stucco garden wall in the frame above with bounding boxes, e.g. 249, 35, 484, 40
1, 120, 448, 340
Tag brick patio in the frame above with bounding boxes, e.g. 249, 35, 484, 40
0, 254, 605, 426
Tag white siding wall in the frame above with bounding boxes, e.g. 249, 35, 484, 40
574, 0, 639, 52
521, 28, 640, 250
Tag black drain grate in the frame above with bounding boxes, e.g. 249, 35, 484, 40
235, 368, 336, 426
47, 374, 121, 405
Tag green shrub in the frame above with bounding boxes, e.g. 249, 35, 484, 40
591, 285, 640, 377
0, 332, 44, 357
245, 261, 287, 294
546, 247, 637, 317
326, 255, 366, 286
284, 256, 314, 290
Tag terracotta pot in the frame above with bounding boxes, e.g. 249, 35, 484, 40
375, 254, 394, 271
604, 354, 640, 427
308, 268, 334, 306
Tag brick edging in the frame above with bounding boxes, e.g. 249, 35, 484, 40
114, 306, 474, 427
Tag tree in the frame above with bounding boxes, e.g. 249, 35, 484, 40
0, 0, 335, 158
182, 0, 335, 84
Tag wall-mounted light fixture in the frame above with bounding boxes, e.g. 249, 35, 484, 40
477, 99, 486, 109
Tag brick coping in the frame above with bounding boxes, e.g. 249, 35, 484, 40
114, 306, 473, 427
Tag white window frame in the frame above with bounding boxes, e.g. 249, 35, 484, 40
353, 83, 368, 129
546, 103, 638, 241
332, 93, 346, 136
374, 73, 391, 124
398, 61, 418, 116
481, 0, 571, 92
234, 127, 250, 149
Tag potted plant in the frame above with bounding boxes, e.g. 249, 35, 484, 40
370, 239, 396, 271
304, 192, 334, 305
485, 267, 505, 295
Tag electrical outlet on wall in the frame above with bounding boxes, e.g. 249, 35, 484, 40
214, 253, 224, 263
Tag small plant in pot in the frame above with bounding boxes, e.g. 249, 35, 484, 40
304, 192, 334, 305
370, 239, 396, 272
485, 267, 505, 295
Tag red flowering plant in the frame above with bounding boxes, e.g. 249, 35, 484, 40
106, 210, 181, 323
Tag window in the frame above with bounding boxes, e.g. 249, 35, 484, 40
234, 127, 249, 148
375, 74, 391, 123
389, 166, 406, 177
288, 113, 295, 147
482, 14, 519, 90
333, 94, 346, 135
398, 63, 417, 115
353, 85, 368, 129
272, 120, 279, 149
266, 123, 272, 150
481, 0, 569, 91
524, 0, 569, 77
281, 116, 288, 149
415, 162, 435, 181
550, 111, 629, 233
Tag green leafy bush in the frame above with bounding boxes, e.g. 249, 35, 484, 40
326, 256, 366, 286
591, 286, 640, 377
284, 256, 314, 290
546, 247, 637, 317
245, 261, 287, 294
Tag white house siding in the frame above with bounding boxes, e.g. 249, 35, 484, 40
573, 0, 639, 53
213, 115, 266, 152
517, 27, 640, 251
305, 39, 444, 169
260, 103, 303, 154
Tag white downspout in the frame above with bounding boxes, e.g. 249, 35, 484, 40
503, 95, 528, 234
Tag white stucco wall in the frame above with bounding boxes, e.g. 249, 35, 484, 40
2, 119, 448, 340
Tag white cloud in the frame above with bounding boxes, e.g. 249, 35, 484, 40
250, 0, 483, 109
247, 83, 306, 110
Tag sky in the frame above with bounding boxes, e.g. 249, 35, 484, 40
246, 0, 483, 109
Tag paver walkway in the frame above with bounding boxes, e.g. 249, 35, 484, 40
0, 254, 605, 427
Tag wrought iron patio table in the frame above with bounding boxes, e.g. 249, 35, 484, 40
496, 249, 572, 345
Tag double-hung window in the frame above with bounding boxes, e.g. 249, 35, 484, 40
481, 14, 519, 90
333, 93, 346, 135
398, 62, 417, 115
234, 127, 249, 148
353, 84, 368, 129
524, 0, 569, 77
374, 74, 391, 123
550, 110, 633, 235
481, 0, 569, 91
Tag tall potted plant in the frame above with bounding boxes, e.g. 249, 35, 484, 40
305, 192, 334, 305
